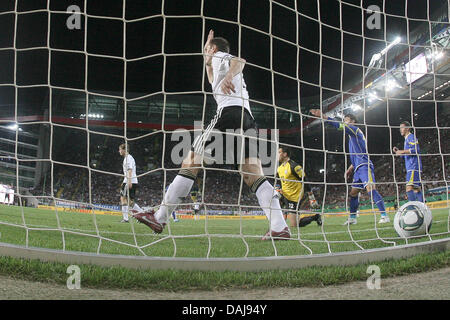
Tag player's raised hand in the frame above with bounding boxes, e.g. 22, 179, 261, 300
204, 30, 214, 53
203, 29, 214, 54
204, 29, 215, 65
221, 74, 235, 94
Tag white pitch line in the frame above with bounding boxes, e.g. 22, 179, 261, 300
11, 220, 447, 238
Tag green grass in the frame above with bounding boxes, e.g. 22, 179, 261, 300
0, 250, 448, 290
0, 204, 449, 258
0, 204, 449, 290
0, 206, 449, 258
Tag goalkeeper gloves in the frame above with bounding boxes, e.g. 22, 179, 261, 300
308, 192, 320, 209
274, 185, 282, 199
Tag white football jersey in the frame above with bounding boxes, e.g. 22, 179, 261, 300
122, 154, 138, 184
211, 51, 252, 116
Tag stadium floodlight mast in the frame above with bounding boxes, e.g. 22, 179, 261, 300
6, 123, 21, 131
329, 91, 378, 118
79, 113, 104, 119
316, 37, 402, 120
364, 37, 402, 79
386, 78, 402, 91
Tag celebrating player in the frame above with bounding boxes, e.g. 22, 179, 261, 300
118, 143, 143, 222
133, 29, 290, 240
310, 110, 389, 225
393, 121, 424, 202
276, 147, 322, 228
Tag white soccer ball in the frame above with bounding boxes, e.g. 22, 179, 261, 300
394, 201, 432, 238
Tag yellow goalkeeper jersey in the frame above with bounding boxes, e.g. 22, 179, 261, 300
277, 160, 305, 203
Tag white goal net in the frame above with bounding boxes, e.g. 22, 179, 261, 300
0, 0, 449, 261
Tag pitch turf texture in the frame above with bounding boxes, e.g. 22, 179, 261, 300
0, 204, 448, 258
0, 205, 449, 290
0, 251, 448, 291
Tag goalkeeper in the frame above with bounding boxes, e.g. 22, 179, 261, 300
276, 147, 322, 228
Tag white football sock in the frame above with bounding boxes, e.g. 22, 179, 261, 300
122, 205, 129, 221
132, 203, 142, 212
155, 175, 194, 223
255, 181, 288, 232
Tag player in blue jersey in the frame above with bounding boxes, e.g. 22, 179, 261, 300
310, 109, 390, 225
393, 121, 424, 202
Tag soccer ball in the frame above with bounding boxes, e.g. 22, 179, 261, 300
393, 201, 432, 238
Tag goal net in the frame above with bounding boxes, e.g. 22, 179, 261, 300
0, 0, 449, 261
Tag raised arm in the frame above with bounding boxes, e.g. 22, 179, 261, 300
204, 30, 215, 84
310, 109, 360, 137
310, 109, 340, 129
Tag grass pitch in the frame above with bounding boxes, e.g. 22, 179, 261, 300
0, 204, 449, 290
0, 250, 448, 291
0, 204, 448, 258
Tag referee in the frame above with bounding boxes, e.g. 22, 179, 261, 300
276, 147, 322, 228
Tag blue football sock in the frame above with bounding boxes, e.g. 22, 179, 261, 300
350, 196, 359, 219
415, 191, 424, 202
406, 190, 417, 201
370, 190, 386, 217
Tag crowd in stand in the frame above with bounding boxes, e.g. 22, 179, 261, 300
30, 114, 449, 211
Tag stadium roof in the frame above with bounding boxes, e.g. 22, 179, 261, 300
0, 0, 448, 136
